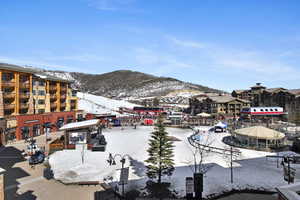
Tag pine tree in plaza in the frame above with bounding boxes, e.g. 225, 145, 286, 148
145, 114, 175, 184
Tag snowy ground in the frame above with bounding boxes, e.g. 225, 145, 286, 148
49, 126, 300, 197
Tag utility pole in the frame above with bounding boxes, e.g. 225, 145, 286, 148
288, 158, 291, 184
230, 146, 233, 184
81, 144, 85, 164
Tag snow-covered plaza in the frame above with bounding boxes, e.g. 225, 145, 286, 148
49, 126, 300, 197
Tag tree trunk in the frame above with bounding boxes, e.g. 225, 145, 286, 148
158, 168, 161, 184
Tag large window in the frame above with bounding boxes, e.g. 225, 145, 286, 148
38, 90, 45, 96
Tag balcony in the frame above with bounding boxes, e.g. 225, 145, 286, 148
60, 86, 67, 91
20, 93, 30, 99
60, 102, 66, 107
20, 103, 29, 109
49, 85, 57, 91
2, 80, 15, 88
20, 81, 30, 88
50, 94, 57, 99
3, 92, 15, 99
51, 103, 57, 108
4, 103, 15, 110
60, 94, 66, 99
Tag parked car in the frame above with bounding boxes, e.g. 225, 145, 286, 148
29, 151, 45, 165
27, 142, 40, 156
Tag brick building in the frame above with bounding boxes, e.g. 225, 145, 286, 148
0, 63, 78, 143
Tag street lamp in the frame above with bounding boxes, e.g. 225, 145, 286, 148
107, 153, 131, 197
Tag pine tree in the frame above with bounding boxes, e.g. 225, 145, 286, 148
145, 114, 175, 184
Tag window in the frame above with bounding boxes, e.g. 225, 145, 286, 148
265, 109, 268, 112
270, 109, 273, 111
275, 109, 278, 111
2, 73, 13, 81
260, 109, 263, 111
38, 90, 45, 96
71, 90, 77, 97
38, 100, 45, 105
33, 90, 36, 95
38, 109, 45, 114
39, 81, 45, 86
253, 109, 256, 112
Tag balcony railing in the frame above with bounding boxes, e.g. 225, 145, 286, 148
60, 87, 67, 91
20, 103, 29, 109
20, 81, 30, 88
4, 103, 15, 110
60, 94, 66, 99
60, 103, 66, 107
3, 92, 15, 99
51, 103, 57, 108
49, 85, 57, 91
50, 94, 57, 99
2, 81, 15, 87
20, 93, 30, 99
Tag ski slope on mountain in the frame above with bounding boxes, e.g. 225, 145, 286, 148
77, 92, 139, 114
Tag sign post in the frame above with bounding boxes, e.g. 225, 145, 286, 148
194, 173, 203, 200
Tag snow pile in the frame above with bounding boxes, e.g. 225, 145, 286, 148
77, 92, 139, 114
49, 126, 299, 197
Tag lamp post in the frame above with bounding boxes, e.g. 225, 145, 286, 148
107, 153, 131, 198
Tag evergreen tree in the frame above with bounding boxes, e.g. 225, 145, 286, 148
145, 114, 175, 184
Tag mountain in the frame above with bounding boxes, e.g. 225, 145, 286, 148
43, 69, 223, 99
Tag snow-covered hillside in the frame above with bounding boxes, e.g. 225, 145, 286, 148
78, 92, 139, 114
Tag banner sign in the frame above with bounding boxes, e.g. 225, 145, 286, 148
186, 177, 194, 194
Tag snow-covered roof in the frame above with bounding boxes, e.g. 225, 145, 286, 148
0, 167, 5, 174
197, 112, 211, 117
59, 119, 100, 131
235, 126, 285, 140
215, 121, 227, 128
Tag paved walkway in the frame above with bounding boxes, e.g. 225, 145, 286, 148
217, 193, 277, 200
1, 132, 105, 200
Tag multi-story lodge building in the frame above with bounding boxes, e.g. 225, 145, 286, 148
0, 63, 78, 145
232, 83, 300, 123
188, 94, 250, 118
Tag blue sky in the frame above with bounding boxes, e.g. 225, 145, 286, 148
1, 0, 300, 91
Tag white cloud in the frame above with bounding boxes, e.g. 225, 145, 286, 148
167, 36, 206, 49
165, 36, 300, 82
87, 0, 137, 11
133, 47, 193, 76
